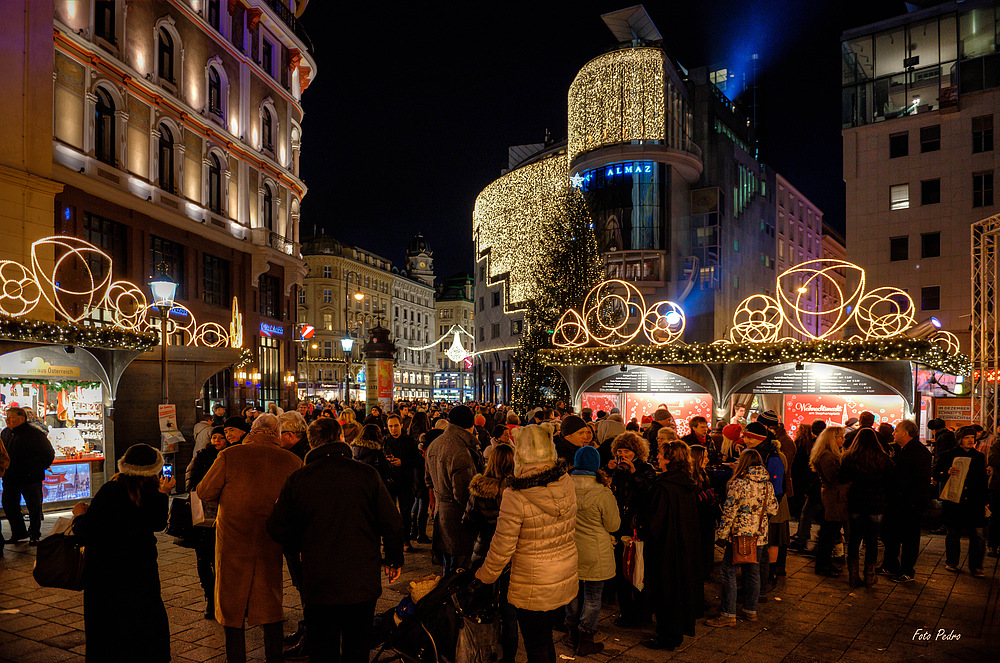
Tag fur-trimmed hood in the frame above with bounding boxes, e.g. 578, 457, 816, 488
509, 460, 569, 490
469, 474, 507, 500
351, 436, 383, 451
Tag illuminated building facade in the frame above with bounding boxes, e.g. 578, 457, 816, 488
473, 6, 822, 402
435, 274, 475, 402
842, 0, 1000, 352
44, 0, 317, 410
392, 236, 436, 401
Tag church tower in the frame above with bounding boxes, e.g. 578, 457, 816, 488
406, 233, 435, 287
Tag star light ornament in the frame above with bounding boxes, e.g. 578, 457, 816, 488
569, 173, 585, 188
445, 331, 471, 363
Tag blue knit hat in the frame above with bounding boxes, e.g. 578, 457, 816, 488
572, 446, 601, 476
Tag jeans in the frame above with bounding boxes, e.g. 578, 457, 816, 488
304, 600, 377, 663
945, 526, 987, 572
720, 544, 759, 616
848, 512, 884, 568
989, 489, 1000, 549
757, 543, 769, 598
192, 527, 216, 604
793, 497, 823, 547
815, 519, 843, 572
391, 485, 414, 544
565, 580, 605, 632
1, 481, 43, 540
881, 508, 921, 576
517, 608, 558, 663
410, 495, 429, 539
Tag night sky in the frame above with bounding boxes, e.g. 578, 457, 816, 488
298, 1, 907, 280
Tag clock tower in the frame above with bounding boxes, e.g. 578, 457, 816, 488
405, 233, 435, 287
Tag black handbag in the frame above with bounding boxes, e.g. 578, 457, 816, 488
33, 533, 85, 591
165, 496, 192, 538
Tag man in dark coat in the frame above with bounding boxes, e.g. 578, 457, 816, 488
2, 407, 55, 544
880, 419, 933, 582
424, 405, 482, 574
384, 413, 419, 552
268, 418, 403, 663
933, 426, 989, 576
641, 459, 700, 652
844, 411, 875, 449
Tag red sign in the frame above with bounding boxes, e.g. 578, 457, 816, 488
783, 394, 905, 433
582, 393, 620, 414
300, 324, 315, 339
623, 392, 713, 437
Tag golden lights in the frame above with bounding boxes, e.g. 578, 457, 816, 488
567, 48, 666, 162
552, 279, 686, 348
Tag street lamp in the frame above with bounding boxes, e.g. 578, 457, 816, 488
341, 334, 354, 403
149, 263, 178, 404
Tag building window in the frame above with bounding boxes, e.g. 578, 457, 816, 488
921, 179, 940, 205
478, 296, 484, 312
479, 327, 484, 342
259, 275, 279, 318
208, 153, 222, 213
491, 323, 500, 339
94, 87, 115, 166
322, 289, 332, 303
323, 265, 331, 278
323, 313, 332, 330
921, 232, 941, 259
298, 288, 305, 305
492, 291, 501, 307
890, 236, 908, 262
202, 254, 229, 306
889, 132, 908, 158
262, 184, 274, 230
158, 125, 174, 192
207, 0, 220, 31
973, 115, 994, 153
95, 1, 116, 43
262, 39, 274, 77
323, 341, 332, 358
890, 184, 909, 210
921, 286, 940, 311
150, 235, 184, 296
208, 67, 222, 117
231, 8, 243, 50
157, 28, 175, 84
262, 107, 273, 151
919, 125, 940, 153
511, 320, 522, 335
83, 213, 126, 279
258, 336, 280, 405
974, 171, 994, 207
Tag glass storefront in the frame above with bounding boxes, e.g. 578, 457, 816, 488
576, 160, 667, 252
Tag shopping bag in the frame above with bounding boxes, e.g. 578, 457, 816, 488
630, 539, 645, 591
33, 530, 85, 591
190, 490, 207, 526
165, 495, 192, 537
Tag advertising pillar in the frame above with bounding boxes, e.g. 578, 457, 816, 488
362, 324, 396, 416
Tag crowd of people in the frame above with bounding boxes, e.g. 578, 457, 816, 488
1, 397, 998, 663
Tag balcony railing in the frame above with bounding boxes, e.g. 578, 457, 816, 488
251, 228, 299, 256
262, 0, 315, 53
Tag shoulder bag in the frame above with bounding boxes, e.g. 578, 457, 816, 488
731, 499, 767, 564
33, 532, 85, 591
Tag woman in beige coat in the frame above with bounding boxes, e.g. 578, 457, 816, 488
197, 414, 303, 663
476, 424, 578, 663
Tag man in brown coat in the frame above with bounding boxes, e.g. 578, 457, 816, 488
198, 413, 302, 663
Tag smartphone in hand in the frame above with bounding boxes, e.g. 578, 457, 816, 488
162, 463, 173, 479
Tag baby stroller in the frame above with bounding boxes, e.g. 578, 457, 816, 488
371, 568, 501, 663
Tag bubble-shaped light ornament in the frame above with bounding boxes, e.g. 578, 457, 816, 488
552, 309, 589, 348
642, 300, 686, 346
775, 259, 865, 340
729, 294, 783, 343
581, 279, 646, 347
930, 330, 961, 355
855, 287, 916, 339
193, 322, 231, 348
31, 236, 114, 322
104, 281, 148, 331
0, 261, 41, 317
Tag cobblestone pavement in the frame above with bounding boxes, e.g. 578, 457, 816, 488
1, 511, 997, 662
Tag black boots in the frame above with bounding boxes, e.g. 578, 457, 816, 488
577, 629, 605, 656
847, 557, 863, 588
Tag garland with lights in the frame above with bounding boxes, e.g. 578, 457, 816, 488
0, 317, 158, 351
0, 377, 101, 391
540, 338, 971, 376
513, 187, 603, 414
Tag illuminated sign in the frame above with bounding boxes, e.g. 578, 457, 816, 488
260, 322, 285, 337
300, 324, 315, 339
571, 161, 656, 188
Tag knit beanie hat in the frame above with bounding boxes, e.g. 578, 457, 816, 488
211, 426, 226, 438
758, 410, 780, 429
118, 444, 164, 477
514, 424, 557, 470
653, 408, 670, 422
448, 405, 475, 429
223, 416, 251, 433
596, 410, 608, 420
572, 446, 601, 476
560, 414, 587, 438
722, 423, 743, 442
609, 407, 620, 414
474, 414, 487, 427
744, 422, 769, 443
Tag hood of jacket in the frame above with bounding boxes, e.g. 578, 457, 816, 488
571, 473, 607, 507
469, 473, 505, 500
508, 461, 574, 518
352, 436, 383, 451
745, 464, 771, 484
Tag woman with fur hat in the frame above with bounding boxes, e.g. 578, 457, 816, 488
185, 426, 231, 618
475, 425, 578, 663
605, 431, 656, 627
352, 423, 393, 488
564, 446, 620, 655
72, 444, 175, 662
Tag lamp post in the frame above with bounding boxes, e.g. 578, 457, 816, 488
341, 334, 355, 404
149, 263, 179, 404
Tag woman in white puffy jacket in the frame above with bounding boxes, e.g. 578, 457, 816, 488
707, 449, 778, 627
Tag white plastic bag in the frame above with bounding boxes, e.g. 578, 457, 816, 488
190, 489, 207, 525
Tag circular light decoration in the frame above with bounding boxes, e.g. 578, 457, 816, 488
143, 302, 197, 345
0, 260, 41, 317
553, 309, 589, 348
31, 236, 113, 323
642, 300, 686, 346
104, 281, 147, 331
775, 259, 865, 340
855, 287, 916, 339
581, 279, 646, 347
930, 330, 961, 355
729, 294, 783, 343
193, 322, 231, 348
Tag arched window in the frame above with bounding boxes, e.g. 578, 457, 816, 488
208, 153, 222, 214
208, 67, 222, 117
262, 107, 273, 151
158, 28, 174, 83
158, 125, 174, 191
95, 88, 115, 165
262, 184, 273, 230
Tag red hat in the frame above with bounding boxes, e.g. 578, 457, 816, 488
640, 414, 653, 425
722, 423, 743, 441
